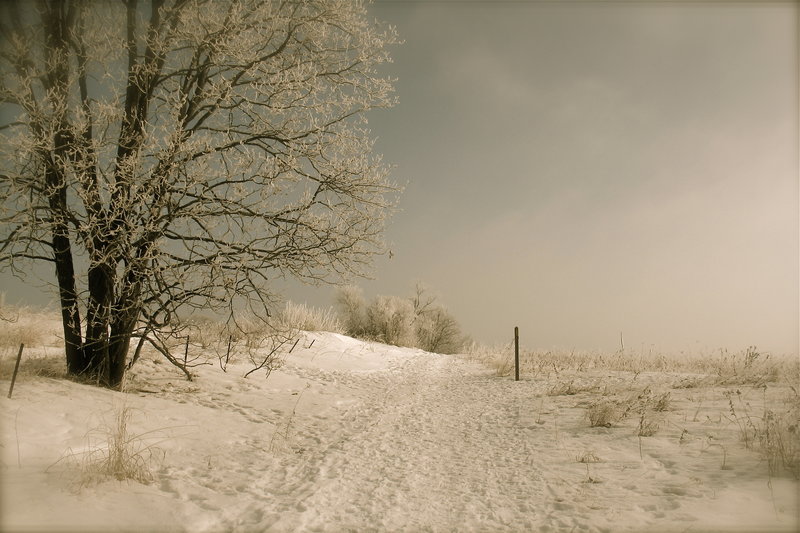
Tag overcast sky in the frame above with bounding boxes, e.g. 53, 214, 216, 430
294, 0, 799, 355
2, 1, 797, 356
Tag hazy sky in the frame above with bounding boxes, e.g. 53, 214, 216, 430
2, 1, 797, 356
295, 0, 799, 355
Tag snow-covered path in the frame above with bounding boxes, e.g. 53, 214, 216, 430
230, 351, 795, 533
2, 333, 797, 533
274, 354, 549, 532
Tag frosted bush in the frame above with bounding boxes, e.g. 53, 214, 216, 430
334, 284, 467, 353
335, 286, 369, 338
415, 307, 465, 354
366, 295, 415, 347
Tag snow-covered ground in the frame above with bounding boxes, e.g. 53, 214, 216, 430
1, 330, 798, 532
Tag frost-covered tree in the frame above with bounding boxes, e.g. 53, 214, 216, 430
410, 283, 464, 354
414, 307, 463, 354
0, 0, 398, 388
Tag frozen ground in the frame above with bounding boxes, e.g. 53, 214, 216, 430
1, 331, 798, 532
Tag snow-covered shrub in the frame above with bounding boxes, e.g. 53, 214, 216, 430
365, 295, 416, 347
414, 306, 465, 354
335, 285, 370, 338
335, 284, 467, 353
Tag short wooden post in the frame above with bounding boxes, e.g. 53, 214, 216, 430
7, 343, 24, 399
289, 338, 300, 354
514, 327, 520, 382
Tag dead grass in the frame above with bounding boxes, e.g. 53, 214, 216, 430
468, 343, 798, 389
584, 385, 668, 435
465, 342, 514, 377
547, 379, 599, 397
637, 412, 659, 437
0, 305, 61, 350
587, 400, 620, 428
724, 386, 800, 479
278, 302, 344, 334
77, 407, 165, 485
0, 351, 66, 380
760, 400, 800, 479
652, 391, 671, 412
576, 450, 601, 463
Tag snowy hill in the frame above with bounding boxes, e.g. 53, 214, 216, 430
1, 331, 798, 532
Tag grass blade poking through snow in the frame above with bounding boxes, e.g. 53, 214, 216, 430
80, 406, 166, 485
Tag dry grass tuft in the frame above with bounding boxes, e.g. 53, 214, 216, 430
79, 407, 165, 485
711, 347, 788, 387
577, 451, 601, 463
723, 386, 800, 479
278, 302, 344, 334
652, 391, 671, 412
637, 413, 660, 437
760, 402, 800, 479
0, 305, 61, 350
465, 342, 514, 377
587, 401, 620, 428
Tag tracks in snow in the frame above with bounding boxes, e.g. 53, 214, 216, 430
185, 351, 740, 533
263, 353, 559, 532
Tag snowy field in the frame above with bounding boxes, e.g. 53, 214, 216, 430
1, 317, 798, 532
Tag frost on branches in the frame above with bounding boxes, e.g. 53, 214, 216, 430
0, 0, 399, 388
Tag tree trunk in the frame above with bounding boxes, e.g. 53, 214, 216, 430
107, 325, 132, 389
52, 230, 86, 375
40, 1, 92, 378
107, 277, 143, 389
83, 263, 115, 383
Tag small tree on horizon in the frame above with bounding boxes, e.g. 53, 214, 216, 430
410, 283, 464, 354
0, 0, 399, 388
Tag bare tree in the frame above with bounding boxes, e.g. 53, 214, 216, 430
415, 306, 464, 354
0, 0, 399, 388
410, 283, 464, 354
411, 281, 436, 317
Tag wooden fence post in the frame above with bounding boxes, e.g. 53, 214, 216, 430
7, 343, 24, 399
514, 327, 519, 382
289, 338, 300, 354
